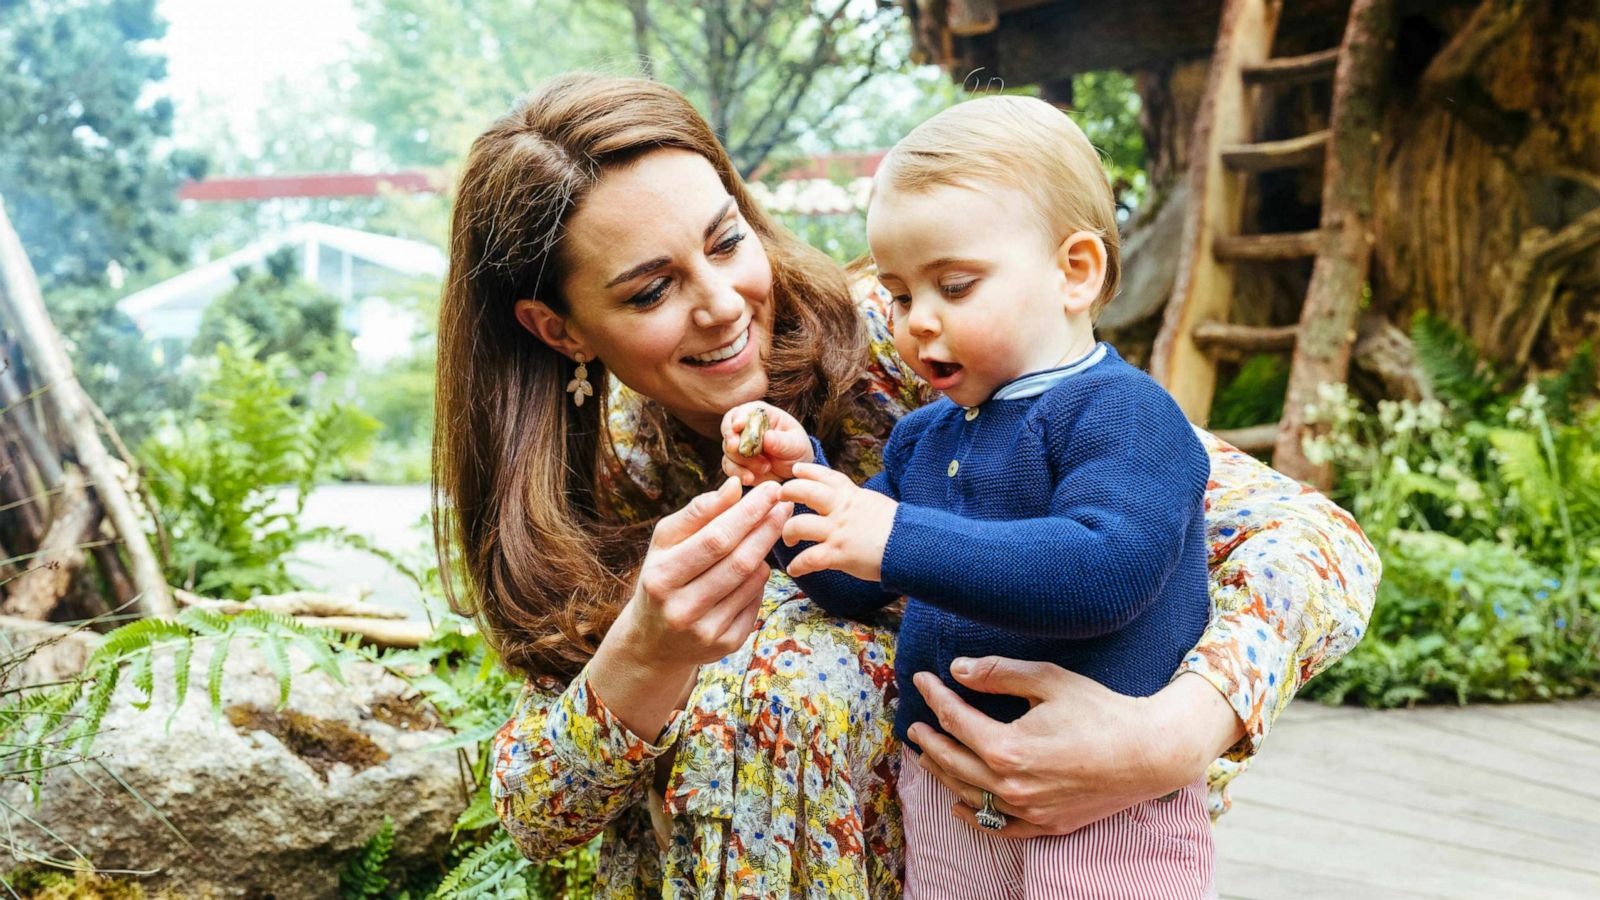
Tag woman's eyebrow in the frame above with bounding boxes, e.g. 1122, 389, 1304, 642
604, 198, 738, 289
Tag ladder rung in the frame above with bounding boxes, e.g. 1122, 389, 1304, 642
1192, 322, 1300, 354
1221, 131, 1330, 172
1242, 48, 1341, 86
1214, 230, 1323, 262
1213, 424, 1280, 453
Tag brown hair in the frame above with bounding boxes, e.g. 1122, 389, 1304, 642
876, 95, 1122, 316
434, 73, 866, 681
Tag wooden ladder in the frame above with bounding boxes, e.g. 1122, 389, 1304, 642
1151, 0, 1395, 486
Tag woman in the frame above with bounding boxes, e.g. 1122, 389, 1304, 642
437, 74, 1378, 898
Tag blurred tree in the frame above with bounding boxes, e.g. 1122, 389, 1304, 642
351, 0, 914, 176
0, 0, 206, 289
192, 248, 355, 384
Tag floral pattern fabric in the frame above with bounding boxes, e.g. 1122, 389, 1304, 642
491, 283, 1380, 896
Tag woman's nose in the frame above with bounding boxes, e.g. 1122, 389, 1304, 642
690, 276, 745, 329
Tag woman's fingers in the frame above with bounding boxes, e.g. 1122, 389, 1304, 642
906, 718, 1004, 808
711, 561, 771, 648
652, 477, 743, 550
673, 498, 791, 615
652, 482, 782, 587
912, 670, 1014, 761
948, 801, 1048, 839
946, 656, 1065, 707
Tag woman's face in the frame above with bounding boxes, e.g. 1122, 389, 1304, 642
539, 149, 776, 437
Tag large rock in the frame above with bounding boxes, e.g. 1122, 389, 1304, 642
8, 640, 469, 898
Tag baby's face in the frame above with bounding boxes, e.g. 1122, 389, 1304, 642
867, 181, 1093, 408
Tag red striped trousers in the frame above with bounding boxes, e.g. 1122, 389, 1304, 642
900, 747, 1217, 899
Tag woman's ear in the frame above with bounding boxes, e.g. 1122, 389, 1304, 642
1054, 231, 1107, 316
514, 299, 592, 360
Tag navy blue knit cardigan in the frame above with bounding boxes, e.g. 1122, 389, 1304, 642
774, 346, 1211, 750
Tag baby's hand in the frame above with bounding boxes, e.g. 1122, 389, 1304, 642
779, 463, 896, 582
720, 402, 813, 486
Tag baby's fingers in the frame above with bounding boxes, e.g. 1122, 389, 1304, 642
781, 512, 831, 547
784, 543, 836, 578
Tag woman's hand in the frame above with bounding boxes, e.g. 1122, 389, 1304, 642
907, 658, 1245, 837
720, 401, 813, 486
589, 477, 792, 739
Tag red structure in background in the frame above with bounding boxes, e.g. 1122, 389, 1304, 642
176, 153, 885, 203
177, 171, 446, 201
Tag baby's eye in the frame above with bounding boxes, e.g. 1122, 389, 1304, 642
891, 293, 912, 307
941, 281, 975, 298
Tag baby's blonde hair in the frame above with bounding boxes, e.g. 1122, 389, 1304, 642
875, 95, 1121, 316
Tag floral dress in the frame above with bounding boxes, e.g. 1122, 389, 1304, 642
491, 285, 1381, 899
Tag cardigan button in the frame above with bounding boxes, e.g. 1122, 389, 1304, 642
964, 406, 979, 421
947, 459, 959, 477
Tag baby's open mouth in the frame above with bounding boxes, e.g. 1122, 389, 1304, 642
927, 360, 962, 380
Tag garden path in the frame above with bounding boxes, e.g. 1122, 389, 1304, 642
1216, 697, 1600, 898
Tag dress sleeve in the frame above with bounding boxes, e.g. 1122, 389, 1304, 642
491, 663, 680, 860
1178, 429, 1381, 760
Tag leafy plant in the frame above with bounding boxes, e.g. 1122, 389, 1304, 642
340, 816, 395, 899
139, 336, 378, 598
1302, 315, 1600, 707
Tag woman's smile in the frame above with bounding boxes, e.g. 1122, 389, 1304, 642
684, 323, 752, 368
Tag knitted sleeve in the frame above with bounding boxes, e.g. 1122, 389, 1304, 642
879, 382, 1209, 638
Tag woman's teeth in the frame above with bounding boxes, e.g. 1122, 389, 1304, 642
687, 328, 748, 364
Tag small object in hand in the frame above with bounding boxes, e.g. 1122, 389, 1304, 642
738, 407, 769, 458
976, 790, 1007, 831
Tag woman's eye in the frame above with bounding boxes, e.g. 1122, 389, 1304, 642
627, 278, 670, 308
941, 281, 975, 298
713, 230, 746, 256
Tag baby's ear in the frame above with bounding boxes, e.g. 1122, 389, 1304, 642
1053, 232, 1107, 316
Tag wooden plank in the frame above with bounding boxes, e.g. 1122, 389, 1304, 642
1220, 862, 1448, 900
1220, 129, 1330, 172
1481, 700, 1600, 744
1213, 423, 1279, 452
1242, 46, 1341, 85
1217, 802, 1600, 897
1273, 0, 1396, 484
1404, 703, 1600, 760
1192, 321, 1299, 353
1151, 0, 1284, 422
1213, 229, 1323, 261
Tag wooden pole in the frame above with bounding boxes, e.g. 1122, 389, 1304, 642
1272, 0, 1397, 486
0, 197, 172, 616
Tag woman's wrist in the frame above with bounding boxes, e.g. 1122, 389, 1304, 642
1141, 671, 1248, 787
587, 607, 701, 742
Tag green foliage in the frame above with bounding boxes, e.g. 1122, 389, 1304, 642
45, 284, 193, 447
193, 248, 357, 385
0, 0, 206, 289
1070, 70, 1148, 214
1208, 354, 1289, 431
1303, 316, 1600, 707
140, 339, 378, 598
340, 816, 396, 899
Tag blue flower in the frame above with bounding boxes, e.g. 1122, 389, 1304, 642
1535, 591, 1549, 601
1493, 602, 1506, 619
1557, 617, 1568, 630
1543, 578, 1562, 590
1450, 568, 1464, 584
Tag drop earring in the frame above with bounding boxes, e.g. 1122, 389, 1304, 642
566, 353, 594, 407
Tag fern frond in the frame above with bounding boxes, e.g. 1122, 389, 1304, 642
432, 834, 526, 898
452, 786, 499, 837
1411, 312, 1500, 415
167, 638, 195, 730
208, 634, 234, 719
128, 650, 155, 712
86, 618, 194, 669
264, 634, 292, 708
338, 815, 395, 899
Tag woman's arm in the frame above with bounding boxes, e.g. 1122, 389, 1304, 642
493, 477, 793, 859
907, 433, 1380, 833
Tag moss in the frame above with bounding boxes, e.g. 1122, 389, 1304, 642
225, 705, 388, 778
367, 693, 442, 732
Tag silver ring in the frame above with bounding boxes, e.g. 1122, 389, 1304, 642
975, 790, 1007, 831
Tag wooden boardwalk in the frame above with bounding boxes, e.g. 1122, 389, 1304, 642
1215, 698, 1600, 898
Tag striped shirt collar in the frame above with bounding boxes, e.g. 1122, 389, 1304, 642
989, 343, 1109, 402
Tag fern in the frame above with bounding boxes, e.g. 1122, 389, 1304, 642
1411, 312, 1502, 415
339, 816, 395, 899
431, 834, 530, 899
1538, 342, 1597, 423
1208, 354, 1289, 431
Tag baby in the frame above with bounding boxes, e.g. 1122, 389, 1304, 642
722, 96, 1215, 898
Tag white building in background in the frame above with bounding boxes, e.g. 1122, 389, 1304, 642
117, 222, 445, 367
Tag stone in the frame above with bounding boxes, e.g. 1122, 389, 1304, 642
6, 640, 468, 898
